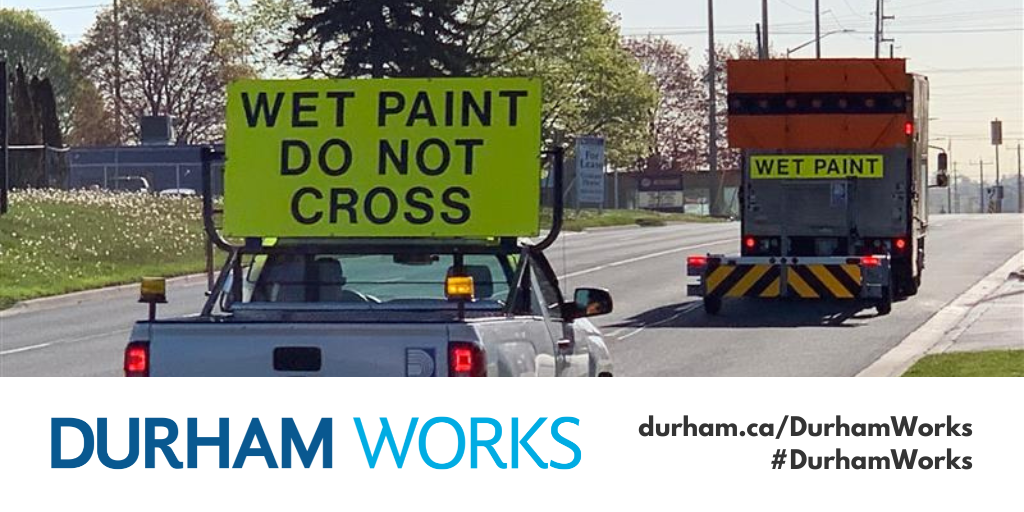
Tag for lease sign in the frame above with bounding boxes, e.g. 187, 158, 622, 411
224, 78, 542, 237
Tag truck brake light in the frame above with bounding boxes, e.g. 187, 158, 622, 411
744, 236, 756, 249
124, 341, 150, 377
894, 238, 907, 251
448, 342, 486, 377
861, 256, 882, 267
687, 255, 707, 267
904, 121, 914, 136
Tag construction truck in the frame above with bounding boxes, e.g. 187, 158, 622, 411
688, 59, 948, 315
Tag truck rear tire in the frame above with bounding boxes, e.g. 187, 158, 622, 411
703, 296, 722, 315
875, 285, 893, 316
902, 273, 920, 297
894, 261, 919, 298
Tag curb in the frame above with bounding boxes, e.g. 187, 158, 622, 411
0, 272, 210, 319
573, 220, 731, 234
856, 249, 1024, 377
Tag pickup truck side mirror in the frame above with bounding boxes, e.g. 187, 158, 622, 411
571, 287, 613, 318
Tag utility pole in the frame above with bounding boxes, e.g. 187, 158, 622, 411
756, 23, 763, 59
992, 119, 1003, 212
874, 0, 881, 58
979, 159, 985, 214
1, 59, 7, 215
952, 161, 959, 213
761, 0, 769, 59
708, 0, 718, 180
1018, 143, 1022, 213
114, 0, 122, 146
875, 0, 894, 58
995, 145, 1001, 212
947, 139, 952, 213
815, 0, 821, 58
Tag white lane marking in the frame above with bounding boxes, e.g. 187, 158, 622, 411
604, 327, 631, 338
0, 342, 53, 356
559, 238, 734, 280
0, 328, 131, 357
614, 302, 704, 341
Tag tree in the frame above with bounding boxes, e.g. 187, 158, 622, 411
278, 0, 480, 78
0, 9, 73, 125
226, 0, 311, 78
625, 37, 704, 171
65, 52, 117, 146
76, 0, 250, 144
698, 42, 758, 170
465, 0, 656, 168
7, 65, 68, 187
9, 65, 41, 187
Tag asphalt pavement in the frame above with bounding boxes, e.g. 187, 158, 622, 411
1, 214, 1021, 377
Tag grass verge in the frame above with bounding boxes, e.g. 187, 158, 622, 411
0, 193, 724, 309
903, 350, 1024, 377
543, 208, 724, 232
0, 190, 208, 309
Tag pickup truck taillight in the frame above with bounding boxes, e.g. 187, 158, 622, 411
448, 342, 486, 377
124, 341, 150, 377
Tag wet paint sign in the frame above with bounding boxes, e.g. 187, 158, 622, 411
749, 155, 884, 179
224, 78, 542, 237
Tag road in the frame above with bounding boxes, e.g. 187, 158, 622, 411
1, 214, 1021, 377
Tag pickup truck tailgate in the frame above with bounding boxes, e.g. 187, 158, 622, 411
144, 322, 452, 376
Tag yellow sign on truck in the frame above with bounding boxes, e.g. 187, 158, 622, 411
749, 154, 884, 179
224, 78, 542, 237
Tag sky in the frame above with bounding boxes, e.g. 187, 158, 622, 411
4, 0, 1023, 180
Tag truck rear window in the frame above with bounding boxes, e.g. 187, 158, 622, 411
241, 252, 514, 309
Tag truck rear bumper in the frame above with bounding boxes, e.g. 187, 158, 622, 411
687, 255, 890, 300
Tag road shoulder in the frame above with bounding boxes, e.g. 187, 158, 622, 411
857, 250, 1024, 377
0, 272, 210, 320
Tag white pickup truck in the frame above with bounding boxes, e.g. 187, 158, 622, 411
125, 238, 615, 377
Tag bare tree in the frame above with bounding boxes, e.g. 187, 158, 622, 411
76, 0, 250, 144
698, 42, 759, 170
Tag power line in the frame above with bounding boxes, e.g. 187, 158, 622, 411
621, 8, 1023, 33
23, 3, 108, 13
622, 27, 1021, 37
914, 66, 1024, 73
777, 0, 812, 14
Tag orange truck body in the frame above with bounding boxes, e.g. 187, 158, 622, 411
727, 58, 913, 151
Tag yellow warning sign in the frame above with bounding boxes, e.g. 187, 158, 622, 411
749, 154, 884, 179
224, 78, 542, 237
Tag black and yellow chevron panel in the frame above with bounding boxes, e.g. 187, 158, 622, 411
704, 263, 861, 299
705, 264, 782, 298
786, 264, 862, 299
